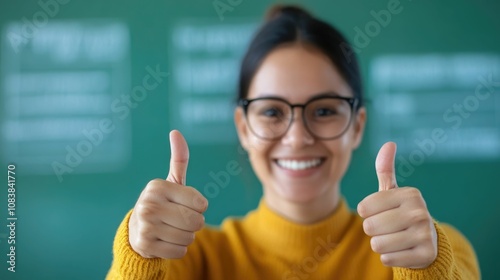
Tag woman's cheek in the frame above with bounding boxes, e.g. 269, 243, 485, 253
247, 139, 274, 175
248, 136, 274, 159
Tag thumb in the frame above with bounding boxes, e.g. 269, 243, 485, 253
166, 130, 189, 185
375, 142, 398, 191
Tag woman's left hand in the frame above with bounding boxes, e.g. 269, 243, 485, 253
357, 142, 438, 269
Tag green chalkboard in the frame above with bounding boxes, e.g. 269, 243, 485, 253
0, 0, 499, 279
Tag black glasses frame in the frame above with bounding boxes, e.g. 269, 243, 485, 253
238, 94, 359, 140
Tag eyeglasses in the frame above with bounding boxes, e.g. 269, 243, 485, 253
239, 95, 359, 140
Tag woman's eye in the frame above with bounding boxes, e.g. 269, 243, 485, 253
315, 108, 337, 117
262, 108, 282, 117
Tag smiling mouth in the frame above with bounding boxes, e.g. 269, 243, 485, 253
275, 158, 325, 171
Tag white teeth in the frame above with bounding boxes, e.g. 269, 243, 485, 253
277, 159, 322, 170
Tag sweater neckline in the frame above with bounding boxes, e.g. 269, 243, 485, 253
243, 198, 355, 259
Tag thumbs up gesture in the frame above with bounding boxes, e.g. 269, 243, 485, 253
357, 142, 438, 268
128, 130, 208, 259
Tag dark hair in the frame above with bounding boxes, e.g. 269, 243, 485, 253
237, 5, 363, 109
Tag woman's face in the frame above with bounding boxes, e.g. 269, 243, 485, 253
235, 44, 366, 206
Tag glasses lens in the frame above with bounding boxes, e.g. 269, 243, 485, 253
304, 98, 353, 139
246, 99, 291, 139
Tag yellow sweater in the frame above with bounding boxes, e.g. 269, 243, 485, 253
106, 199, 480, 279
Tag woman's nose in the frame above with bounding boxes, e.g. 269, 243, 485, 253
281, 111, 314, 148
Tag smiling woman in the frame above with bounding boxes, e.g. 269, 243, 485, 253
106, 5, 480, 280
234, 44, 366, 222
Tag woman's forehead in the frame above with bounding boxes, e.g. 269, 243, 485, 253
251, 92, 353, 103
248, 44, 352, 102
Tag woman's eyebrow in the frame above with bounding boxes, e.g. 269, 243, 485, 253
255, 93, 283, 99
256, 91, 343, 99
311, 92, 333, 97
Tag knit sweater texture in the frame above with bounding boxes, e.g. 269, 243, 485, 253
106, 199, 480, 279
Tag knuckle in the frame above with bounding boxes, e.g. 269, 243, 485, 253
186, 187, 208, 211
184, 186, 198, 196
418, 226, 434, 244
193, 195, 209, 212
414, 247, 436, 267
135, 204, 157, 219
146, 179, 165, 190
137, 221, 155, 238
134, 238, 149, 250
142, 181, 166, 201
185, 232, 196, 244
405, 187, 422, 198
190, 214, 205, 230
416, 230, 429, 244
132, 238, 154, 257
409, 209, 429, 224
188, 187, 202, 200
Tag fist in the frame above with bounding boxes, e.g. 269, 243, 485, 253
128, 130, 209, 259
357, 142, 438, 268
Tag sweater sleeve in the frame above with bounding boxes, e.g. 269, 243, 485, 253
392, 221, 480, 280
105, 210, 169, 280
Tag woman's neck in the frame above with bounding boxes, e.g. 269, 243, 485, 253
263, 187, 341, 224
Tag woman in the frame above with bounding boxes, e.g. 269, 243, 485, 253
107, 5, 479, 279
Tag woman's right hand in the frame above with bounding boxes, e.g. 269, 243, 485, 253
128, 130, 208, 259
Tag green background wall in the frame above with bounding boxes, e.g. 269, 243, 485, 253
0, 0, 499, 279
